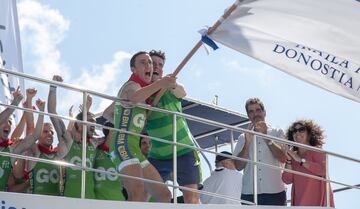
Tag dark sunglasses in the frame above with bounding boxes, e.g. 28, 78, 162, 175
292, 126, 307, 134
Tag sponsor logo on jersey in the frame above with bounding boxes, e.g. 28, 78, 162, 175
133, 113, 145, 128
36, 168, 59, 183
94, 167, 118, 181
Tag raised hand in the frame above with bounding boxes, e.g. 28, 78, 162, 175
281, 144, 292, 161
52, 75, 63, 82
26, 88, 37, 100
36, 99, 45, 111
244, 122, 254, 144
160, 74, 176, 89
13, 86, 23, 104
79, 95, 92, 112
254, 121, 268, 134
68, 105, 74, 117
287, 149, 301, 163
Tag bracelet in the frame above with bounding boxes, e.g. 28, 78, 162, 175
50, 85, 57, 91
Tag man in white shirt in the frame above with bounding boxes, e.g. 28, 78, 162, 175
234, 98, 287, 205
200, 151, 243, 204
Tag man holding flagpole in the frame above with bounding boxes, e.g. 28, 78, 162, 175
146, 50, 202, 204
103, 51, 174, 202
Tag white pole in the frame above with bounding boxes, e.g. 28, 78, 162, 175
81, 92, 88, 199
253, 135, 258, 205
326, 154, 330, 207
172, 114, 177, 203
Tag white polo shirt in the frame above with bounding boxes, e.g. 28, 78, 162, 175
234, 126, 285, 195
200, 168, 243, 204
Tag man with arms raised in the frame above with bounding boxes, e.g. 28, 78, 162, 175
0, 87, 23, 191
48, 75, 100, 199
13, 98, 60, 196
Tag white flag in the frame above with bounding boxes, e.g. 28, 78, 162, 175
210, 0, 360, 102
0, 0, 24, 120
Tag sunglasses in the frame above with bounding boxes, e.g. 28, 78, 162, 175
292, 126, 307, 134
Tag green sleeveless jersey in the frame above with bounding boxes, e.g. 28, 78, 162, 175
94, 148, 125, 200
63, 142, 96, 199
29, 152, 60, 196
0, 147, 12, 191
110, 102, 147, 168
146, 91, 194, 160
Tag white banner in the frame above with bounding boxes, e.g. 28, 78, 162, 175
210, 0, 360, 102
0, 0, 24, 120
1, 191, 331, 209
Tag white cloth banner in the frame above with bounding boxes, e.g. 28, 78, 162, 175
210, 0, 360, 102
0, 0, 24, 119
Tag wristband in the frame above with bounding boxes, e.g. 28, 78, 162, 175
50, 85, 57, 91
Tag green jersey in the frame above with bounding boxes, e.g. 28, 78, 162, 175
94, 148, 125, 200
110, 102, 147, 169
0, 147, 12, 191
146, 91, 194, 160
29, 152, 60, 196
63, 142, 96, 199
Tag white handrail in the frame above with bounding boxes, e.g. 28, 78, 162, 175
0, 67, 359, 204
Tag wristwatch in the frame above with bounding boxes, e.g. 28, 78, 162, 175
300, 158, 306, 166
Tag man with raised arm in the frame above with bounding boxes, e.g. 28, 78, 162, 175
234, 98, 287, 205
0, 87, 23, 191
48, 75, 100, 199
102, 51, 174, 202
12, 98, 60, 196
146, 50, 201, 204
7, 88, 37, 193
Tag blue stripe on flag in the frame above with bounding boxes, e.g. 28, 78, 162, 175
201, 35, 219, 50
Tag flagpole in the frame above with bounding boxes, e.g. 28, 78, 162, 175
172, 0, 243, 76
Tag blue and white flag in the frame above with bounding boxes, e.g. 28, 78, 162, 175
210, 0, 360, 102
0, 0, 24, 120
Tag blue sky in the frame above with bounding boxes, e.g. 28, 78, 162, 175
16, 0, 359, 208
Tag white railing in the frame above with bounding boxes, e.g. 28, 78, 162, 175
0, 67, 360, 206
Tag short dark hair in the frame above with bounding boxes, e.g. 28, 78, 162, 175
102, 121, 114, 138
130, 51, 149, 68
215, 151, 232, 163
149, 50, 166, 61
245, 97, 265, 114
74, 111, 95, 130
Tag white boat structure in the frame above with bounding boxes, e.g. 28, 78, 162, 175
1, 68, 359, 209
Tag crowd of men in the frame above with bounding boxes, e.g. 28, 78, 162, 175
0, 50, 332, 206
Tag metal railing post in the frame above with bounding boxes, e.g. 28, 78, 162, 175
253, 135, 258, 205
326, 154, 330, 207
172, 114, 177, 204
214, 135, 219, 153
81, 92, 88, 199
230, 130, 234, 153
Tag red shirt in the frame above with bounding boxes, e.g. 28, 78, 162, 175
282, 150, 335, 207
